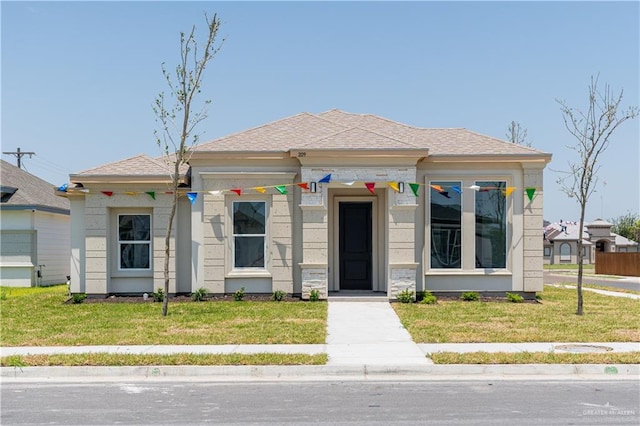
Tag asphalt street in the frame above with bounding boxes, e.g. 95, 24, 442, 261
543, 271, 640, 292
2, 379, 638, 425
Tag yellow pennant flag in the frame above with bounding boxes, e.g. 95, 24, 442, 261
387, 182, 400, 192
503, 187, 515, 197
253, 187, 267, 194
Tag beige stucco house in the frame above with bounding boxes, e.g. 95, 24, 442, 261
543, 219, 639, 265
60, 110, 551, 299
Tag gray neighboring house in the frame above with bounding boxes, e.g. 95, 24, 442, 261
1, 160, 70, 286
60, 109, 552, 299
543, 219, 639, 265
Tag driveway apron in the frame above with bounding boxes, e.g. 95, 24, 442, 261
326, 301, 432, 366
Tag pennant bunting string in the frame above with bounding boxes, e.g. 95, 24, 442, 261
365, 182, 376, 194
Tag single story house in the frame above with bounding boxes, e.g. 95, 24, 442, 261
1, 159, 70, 287
544, 219, 639, 265
60, 110, 551, 299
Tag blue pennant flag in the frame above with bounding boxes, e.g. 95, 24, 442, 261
186, 192, 198, 205
451, 185, 462, 194
57, 183, 68, 192
319, 174, 332, 183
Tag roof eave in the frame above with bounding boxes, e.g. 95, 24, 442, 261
424, 153, 552, 163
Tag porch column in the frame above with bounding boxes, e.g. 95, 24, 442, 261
522, 163, 544, 292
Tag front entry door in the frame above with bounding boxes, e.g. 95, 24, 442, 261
339, 202, 373, 290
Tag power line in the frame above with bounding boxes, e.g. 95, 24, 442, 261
2, 147, 35, 168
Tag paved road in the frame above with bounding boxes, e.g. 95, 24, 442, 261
543, 271, 640, 292
2, 379, 638, 425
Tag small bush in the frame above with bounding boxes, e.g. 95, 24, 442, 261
191, 287, 208, 302
419, 291, 437, 305
309, 289, 320, 302
152, 288, 164, 302
535, 293, 543, 301
271, 290, 287, 302
396, 289, 415, 303
506, 292, 524, 303
234, 287, 246, 301
71, 293, 87, 304
460, 291, 479, 301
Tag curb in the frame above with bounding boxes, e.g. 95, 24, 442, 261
2, 364, 638, 382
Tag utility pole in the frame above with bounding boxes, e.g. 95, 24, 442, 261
2, 147, 35, 168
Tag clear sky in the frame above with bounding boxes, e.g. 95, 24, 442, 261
2, 1, 638, 224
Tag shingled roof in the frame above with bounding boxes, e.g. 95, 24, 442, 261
72, 110, 550, 178
1, 159, 69, 213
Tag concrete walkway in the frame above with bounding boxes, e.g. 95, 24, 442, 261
326, 301, 432, 366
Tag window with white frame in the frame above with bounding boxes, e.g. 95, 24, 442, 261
233, 201, 266, 268
559, 243, 571, 261
430, 181, 462, 268
475, 181, 506, 268
118, 214, 151, 270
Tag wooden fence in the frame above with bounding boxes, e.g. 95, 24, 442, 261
595, 252, 640, 277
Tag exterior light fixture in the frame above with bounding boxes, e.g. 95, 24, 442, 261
310, 182, 317, 193
398, 182, 405, 193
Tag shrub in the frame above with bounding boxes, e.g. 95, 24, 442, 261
419, 291, 437, 305
271, 290, 287, 302
152, 288, 164, 302
506, 292, 524, 303
234, 287, 246, 301
71, 293, 87, 304
396, 289, 415, 303
460, 291, 479, 301
191, 287, 208, 302
309, 289, 320, 302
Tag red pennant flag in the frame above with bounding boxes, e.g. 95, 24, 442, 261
231, 189, 242, 196
297, 183, 310, 190
101, 191, 113, 197
365, 182, 376, 194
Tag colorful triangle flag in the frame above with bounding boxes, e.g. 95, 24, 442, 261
297, 183, 310, 190
186, 192, 197, 205
365, 182, 376, 194
526, 188, 536, 201
101, 191, 113, 197
504, 187, 515, 197
409, 183, 420, 197
231, 189, 242, 196
387, 182, 400, 192
146, 191, 156, 200
342, 181, 355, 186
319, 174, 332, 183
254, 187, 267, 194
429, 184, 444, 192
451, 185, 462, 194
275, 185, 287, 195
57, 183, 68, 192
469, 185, 480, 191
124, 191, 137, 196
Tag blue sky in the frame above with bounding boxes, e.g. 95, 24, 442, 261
2, 1, 638, 223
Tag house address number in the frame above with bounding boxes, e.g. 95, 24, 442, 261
297, 151, 307, 157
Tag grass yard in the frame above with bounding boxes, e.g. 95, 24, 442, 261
394, 286, 640, 343
430, 351, 640, 365
0, 285, 327, 346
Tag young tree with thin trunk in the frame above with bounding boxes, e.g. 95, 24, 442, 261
556, 75, 638, 315
153, 13, 223, 316
506, 121, 531, 146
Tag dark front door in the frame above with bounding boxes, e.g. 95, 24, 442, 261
339, 202, 373, 290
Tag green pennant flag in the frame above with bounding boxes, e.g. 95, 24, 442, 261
275, 185, 287, 195
526, 188, 536, 201
409, 183, 420, 197
145, 191, 156, 200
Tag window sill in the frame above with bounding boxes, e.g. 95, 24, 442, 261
226, 269, 272, 278
426, 270, 512, 276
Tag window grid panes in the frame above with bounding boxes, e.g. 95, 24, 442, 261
430, 181, 462, 269
233, 201, 266, 268
118, 214, 151, 270
475, 181, 507, 268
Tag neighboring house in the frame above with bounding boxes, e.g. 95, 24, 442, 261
543, 219, 639, 265
59, 110, 551, 298
1, 160, 70, 286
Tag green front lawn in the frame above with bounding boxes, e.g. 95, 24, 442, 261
0, 285, 327, 346
394, 286, 640, 343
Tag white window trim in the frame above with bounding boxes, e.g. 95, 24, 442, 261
226, 197, 271, 278
428, 180, 463, 270
116, 213, 152, 272
559, 243, 571, 261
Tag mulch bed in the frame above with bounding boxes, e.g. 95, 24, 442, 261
74, 294, 303, 303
